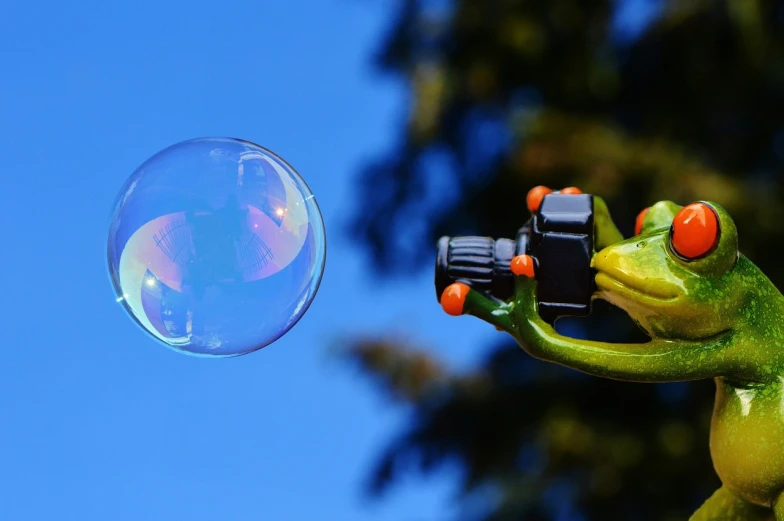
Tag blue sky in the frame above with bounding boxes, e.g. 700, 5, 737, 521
0, 1, 498, 520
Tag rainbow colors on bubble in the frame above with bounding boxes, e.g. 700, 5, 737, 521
107, 138, 326, 357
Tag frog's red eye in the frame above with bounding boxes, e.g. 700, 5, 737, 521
671, 203, 719, 260
635, 207, 649, 235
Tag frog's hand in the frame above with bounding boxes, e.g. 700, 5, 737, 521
510, 262, 736, 383
525, 186, 624, 250
440, 282, 515, 334
593, 196, 624, 250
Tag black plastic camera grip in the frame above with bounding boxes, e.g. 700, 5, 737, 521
532, 194, 596, 322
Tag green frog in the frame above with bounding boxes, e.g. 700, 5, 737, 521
439, 188, 784, 520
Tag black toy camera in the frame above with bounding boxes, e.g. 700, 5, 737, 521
435, 193, 596, 323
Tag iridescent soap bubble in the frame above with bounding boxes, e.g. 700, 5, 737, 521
107, 138, 326, 357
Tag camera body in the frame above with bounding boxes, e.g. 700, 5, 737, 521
435, 193, 596, 323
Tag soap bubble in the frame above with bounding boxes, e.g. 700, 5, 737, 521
107, 138, 326, 357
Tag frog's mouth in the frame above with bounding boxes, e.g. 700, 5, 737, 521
594, 270, 681, 304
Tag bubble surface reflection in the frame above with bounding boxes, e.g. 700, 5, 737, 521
107, 138, 326, 357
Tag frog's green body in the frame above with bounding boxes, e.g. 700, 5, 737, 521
445, 196, 784, 520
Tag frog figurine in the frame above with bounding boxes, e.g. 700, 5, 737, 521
439, 187, 784, 520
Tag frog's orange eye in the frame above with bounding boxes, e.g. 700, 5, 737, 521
635, 207, 649, 235
671, 203, 719, 260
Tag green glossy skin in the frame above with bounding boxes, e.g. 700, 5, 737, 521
452, 197, 784, 520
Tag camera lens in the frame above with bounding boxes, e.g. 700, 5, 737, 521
435, 235, 521, 302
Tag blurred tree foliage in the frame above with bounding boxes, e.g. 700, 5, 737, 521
346, 1, 784, 520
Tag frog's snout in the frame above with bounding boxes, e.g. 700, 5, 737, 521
593, 240, 682, 302
591, 247, 613, 273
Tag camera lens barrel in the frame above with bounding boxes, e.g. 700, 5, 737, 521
435, 235, 520, 302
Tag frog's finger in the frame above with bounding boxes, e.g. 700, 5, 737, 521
510, 254, 539, 316
593, 196, 624, 249
526, 186, 553, 213
440, 282, 471, 316
510, 254, 536, 278
439, 283, 515, 332
526, 185, 588, 211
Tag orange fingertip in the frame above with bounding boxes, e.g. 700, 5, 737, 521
671, 203, 719, 260
526, 185, 553, 212
560, 187, 582, 195
635, 207, 650, 236
511, 254, 535, 277
441, 283, 470, 316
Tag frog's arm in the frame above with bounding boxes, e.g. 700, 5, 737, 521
443, 276, 737, 383
593, 196, 624, 250
510, 275, 736, 383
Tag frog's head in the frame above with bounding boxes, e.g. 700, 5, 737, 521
592, 200, 745, 340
